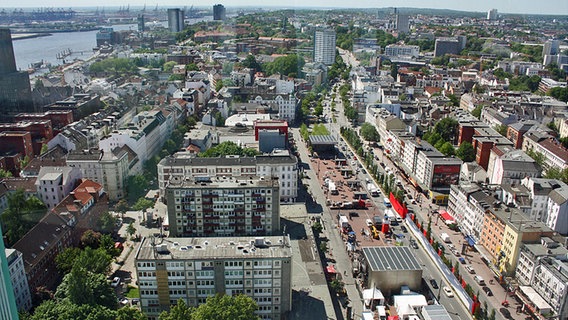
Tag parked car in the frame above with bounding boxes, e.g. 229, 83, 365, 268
465, 265, 475, 274
410, 239, 419, 249
443, 286, 454, 298
430, 279, 439, 289
483, 286, 493, 296
111, 277, 121, 288
401, 226, 408, 233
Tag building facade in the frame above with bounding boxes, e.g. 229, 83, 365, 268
0, 226, 19, 320
314, 29, 336, 66
5, 249, 32, 312
135, 236, 292, 320
158, 151, 298, 202
165, 175, 280, 237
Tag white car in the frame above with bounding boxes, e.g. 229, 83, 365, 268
111, 277, 121, 288
366, 219, 373, 227
443, 286, 454, 298
465, 265, 476, 274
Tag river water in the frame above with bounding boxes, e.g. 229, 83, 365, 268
11, 18, 210, 71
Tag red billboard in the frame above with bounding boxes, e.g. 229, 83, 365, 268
389, 192, 408, 218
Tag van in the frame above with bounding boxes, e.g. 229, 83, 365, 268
465, 265, 475, 274
474, 275, 485, 285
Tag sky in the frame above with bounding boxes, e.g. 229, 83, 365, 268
1, 0, 567, 15
0, 0, 568, 15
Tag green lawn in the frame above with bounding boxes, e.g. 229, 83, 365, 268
124, 286, 140, 298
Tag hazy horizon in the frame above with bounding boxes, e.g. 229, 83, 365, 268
0, 1, 567, 16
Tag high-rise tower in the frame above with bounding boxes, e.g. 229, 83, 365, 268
0, 28, 34, 119
167, 8, 184, 33
213, 4, 226, 21
314, 29, 336, 66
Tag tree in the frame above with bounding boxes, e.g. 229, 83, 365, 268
390, 63, 398, 79
73, 247, 113, 274
127, 222, 137, 239
1, 190, 46, 246
433, 118, 458, 143
114, 199, 129, 219
199, 141, 259, 158
191, 294, 259, 320
28, 300, 116, 320
116, 307, 147, 320
241, 54, 262, 72
456, 141, 476, 162
0, 169, 12, 178
81, 229, 102, 248
439, 142, 455, 156
329, 279, 344, 293
97, 212, 117, 234
360, 122, 380, 142
494, 124, 508, 136
127, 175, 149, 202
55, 247, 82, 274
159, 299, 194, 320
471, 105, 483, 119
55, 267, 117, 309
133, 197, 155, 211
162, 61, 176, 73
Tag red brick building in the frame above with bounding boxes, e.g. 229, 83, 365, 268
0, 131, 33, 175
0, 120, 53, 156
14, 110, 73, 136
254, 119, 288, 141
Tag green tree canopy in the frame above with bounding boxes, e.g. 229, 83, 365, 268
159, 299, 194, 320
55, 268, 117, 309
116, 307, 147, 320
433, 118, 459, 143
263, 54, 305, 77
133, 197, 155, 211
192, 294, 259, 320
97, 212, 117, 234
26, 300, 116, 320
456, 141, 476, 162
199, 141, 259, 158
1, 189, 46, 246
162, 61, 176, 73
360, 122, 380, 142
241, 54, 262, 72
439, 142, 456, 156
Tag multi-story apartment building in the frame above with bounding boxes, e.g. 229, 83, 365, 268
66, 148, 130, 201
516, 238, 568, 287
165, 175, 280, 237
530, 257, 568, 318
0, 225, 19, 320
135, 235, 292, 320
546, 184, 568, 235
35, 166, 82, 209
447, 183, 486, 241
99, 110, 175, 164
158, 150, 298, 203
249, 94, 298, 122
523, 133, 568, 172
5, 249, 32, 312
384, 44, 420, 58
486, 145, 541, 185
314, 29, 336, 66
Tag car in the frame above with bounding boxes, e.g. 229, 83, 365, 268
483, 286, 493, 296
410, 240, 419, 249
348, 211, 359, 218
429, 279, 439, 289
401, 226, 408, 233
451, 249, 461, 257
447, 244, 455, 250
119, 297, 129, 305
366, 219, 373, 227
361, 169, 367, 174
111, 277, 121, 288
500, 308, 511, 319
464, 265, 475, 274
407, 194, 413, 200
443, 286, 454, 298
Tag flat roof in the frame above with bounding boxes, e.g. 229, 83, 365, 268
363, 246, 422, 272
309, 134, 337, 145
136, 236, 292, 261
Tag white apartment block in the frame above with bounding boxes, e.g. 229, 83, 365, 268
99, 110, 174, 164
546, 186, 568, 235
384, 44, 420, 58
530, 257, 568, 318
135, 236, 292, 320
448, 184, 491, 242
5, 249, 31, 312
158, 150, 298, 202
314, 29, 336, 66
66, 148, 130, 201
249, 94, 297, 122
165, 175, 280, 237
35, 166, 82, 209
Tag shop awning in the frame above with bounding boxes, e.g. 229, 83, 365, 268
465, 235, 476, 246
326, 265, 337, 274
439, 210, 454, 222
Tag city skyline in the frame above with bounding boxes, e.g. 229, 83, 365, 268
0, 0, 567, 16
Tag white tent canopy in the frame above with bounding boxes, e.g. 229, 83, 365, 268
363, 288, 385, 306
